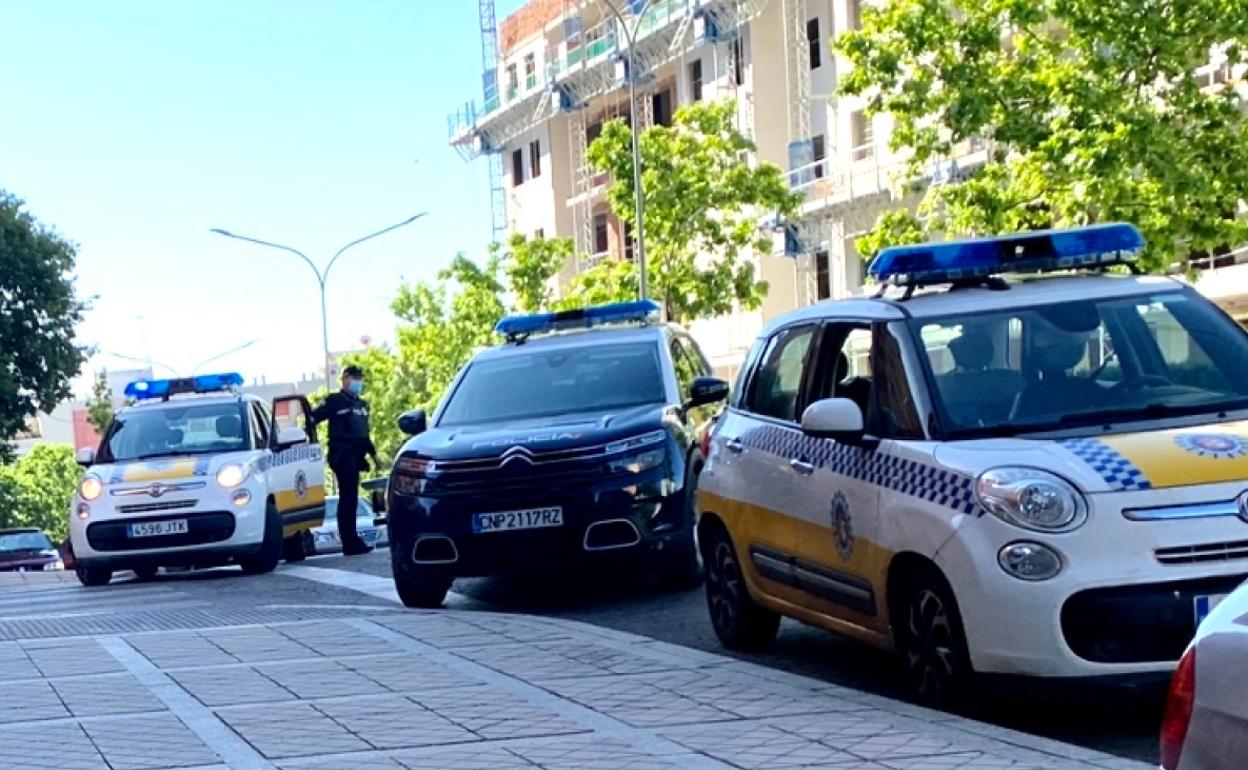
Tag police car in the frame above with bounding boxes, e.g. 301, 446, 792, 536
697, 223, 1248, 707
380, 301, 729, 608
70, 373, 325, 586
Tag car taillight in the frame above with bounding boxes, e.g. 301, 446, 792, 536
700, 418, 716, 459
1160, 646, 1197, 770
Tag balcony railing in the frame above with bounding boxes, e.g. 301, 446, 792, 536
788, 142, 991, 210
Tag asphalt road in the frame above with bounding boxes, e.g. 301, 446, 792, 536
324, 548, 1164, 765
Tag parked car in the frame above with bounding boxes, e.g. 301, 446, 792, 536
311, 496, 388, 554
1160, 578, 1248, 770
0, 528, 63, 572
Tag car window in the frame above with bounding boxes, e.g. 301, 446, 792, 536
744, 325, 815, 421
670, 335, 709, 398
0, 531, 53, 552
250, 403, 270, 449
439, 341, 667, 426
1136, 299, 1231, 391
873, 325, 925, 439
101, 403, 248, 462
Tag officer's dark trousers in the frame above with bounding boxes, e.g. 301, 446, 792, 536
329, 454, 365, 550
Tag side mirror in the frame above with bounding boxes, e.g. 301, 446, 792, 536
800, 398, 865, 442
276, 426, 308, 449
686, 377, 730, 409
361, 476, 388, 515
75, 448, 96, 467
398, 410, 428, 436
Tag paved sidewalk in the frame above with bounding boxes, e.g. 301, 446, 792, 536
0, 569, 1151, 770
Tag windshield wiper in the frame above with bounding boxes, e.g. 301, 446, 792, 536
130, 450, 205, 461
1058, 398, 1248, 427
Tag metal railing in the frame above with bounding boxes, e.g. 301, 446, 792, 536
788, 142, 992, 210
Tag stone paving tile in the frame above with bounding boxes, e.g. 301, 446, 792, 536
125, 631, 240, 669
257, 660, 389, 699
409, 685, 589, 740
661, 721, 868, 769
218, 701, 371, 758
343, 653, 489, 694
50, 672, 166, 717
21, 638, 125, 677
375, 614, 531, 650
542, 675, 737, 727
0, 720, 108, 769
0, 677, 70, 722
82, 712, 222, 770
200, 627, 317, 663
507, 735, 708, 770
171, 666, 297, 707
312, 694, 476, 749
280, 753, 411, 770
394, 745, 541, 770
276, 621, 405, 657
0, 641, 40, 680
634, 669, 869, 719
876, 753, 1073, 770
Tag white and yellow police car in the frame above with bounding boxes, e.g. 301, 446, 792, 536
698, 223, 1248, 706
70, 373, 325, 586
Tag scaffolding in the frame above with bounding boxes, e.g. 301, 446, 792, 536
479, 0, 508, 242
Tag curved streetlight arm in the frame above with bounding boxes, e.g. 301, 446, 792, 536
209, 229, 323, 286
96, 350, 178, 377
324, 212, 428, 283
191, 338, 260, 375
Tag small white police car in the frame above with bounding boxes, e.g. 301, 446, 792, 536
698, 223, 1248, 706
70, 373, 325, 586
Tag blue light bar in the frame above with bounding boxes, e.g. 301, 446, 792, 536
495, 300, 661, 339
124, 372, 244, 401
868, 223, 1145, 287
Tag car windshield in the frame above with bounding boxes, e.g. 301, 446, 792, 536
914, 291, 1248, 437
438, 341, 666, 426
0, 532, 53, 552
101, 402, 248, 462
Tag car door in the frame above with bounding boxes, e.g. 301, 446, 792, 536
269, 396, 326, 534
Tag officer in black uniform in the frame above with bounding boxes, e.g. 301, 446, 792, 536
310, 365, 379, 556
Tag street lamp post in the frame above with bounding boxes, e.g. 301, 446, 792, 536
98, 338, 259, 377
211, 213, 427, 392
602, 0, 652, 303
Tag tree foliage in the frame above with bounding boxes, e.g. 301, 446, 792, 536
85, 372, 115, 436
587, 100, 803, 320
0, 192, 86, 460
501, 233, 572, 313
836, 0, 1248, 270
0, 445, 81, 543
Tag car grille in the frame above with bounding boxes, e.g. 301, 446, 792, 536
1156, 539, 1248, 565
116, 500, 198, 515
86, 511, 235, 552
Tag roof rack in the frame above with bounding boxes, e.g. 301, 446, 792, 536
868, 223, 1145, 299
124, 372, 244, 402
495, 300, 661, 344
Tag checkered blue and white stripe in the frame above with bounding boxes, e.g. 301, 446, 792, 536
1058, 437, 1152, 491
741, 425, 982, 516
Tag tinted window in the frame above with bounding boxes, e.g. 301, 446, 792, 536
670, 335, 710, 398
0, 531, 53, 552
745, 326, 815, 421
250, 403, 271, 448
439, 342, 666, 426
873, 325, 925, 439
101, 403, 248, 462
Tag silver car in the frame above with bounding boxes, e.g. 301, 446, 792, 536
1161, 578, 1248, 770
311, 497, 388, 555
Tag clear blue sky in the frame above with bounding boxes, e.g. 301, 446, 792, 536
1, 0, 527, 394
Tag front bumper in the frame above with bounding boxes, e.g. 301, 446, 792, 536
387, 468, 690, 578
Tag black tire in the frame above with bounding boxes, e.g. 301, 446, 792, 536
282, 531, 308, 563
76, 564, 112, 587
132, 566, 158, 581
240, 501, 282, 575
391, 544, 451, 609
893, 565, 974, 709
701, 522, 779, 651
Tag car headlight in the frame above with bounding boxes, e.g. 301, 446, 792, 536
79, 474, 103, 501
975, 467, 1087, 532
608, 447, 667, 474
395, 455, 435, 475
216, 463, 248, 489
43, 559, 64, 572
606, 430, 666, 456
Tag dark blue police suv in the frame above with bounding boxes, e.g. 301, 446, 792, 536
381, 301, 728, 608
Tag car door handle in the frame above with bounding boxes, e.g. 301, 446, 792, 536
789, 458, 815, 475
725, 438, 745, 454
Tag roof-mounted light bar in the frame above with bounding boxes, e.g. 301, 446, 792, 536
124, 372, 244, 401
868, 223, 1146, 288
495, 300, 661, 342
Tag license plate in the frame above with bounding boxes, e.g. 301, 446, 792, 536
473, 507, 563, 534
1194, 593, 1228, 625
128, 519, 189, 538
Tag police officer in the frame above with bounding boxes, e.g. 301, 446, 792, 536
310, 366, 379, 556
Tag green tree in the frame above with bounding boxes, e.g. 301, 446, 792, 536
501, 233, 573, 312
85, 372, 115, 435
587, 99, 803, 321
0, 192, 86, 460
0, 445, 81, 543
837, 0, 1248, 270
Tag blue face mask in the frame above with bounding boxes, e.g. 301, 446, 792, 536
347, 379, 364, 396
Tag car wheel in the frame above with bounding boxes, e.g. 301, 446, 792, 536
132, 566, 158, 581
390, 544, 451, 609
76, 564, 112, 587
894, 566, 973, 709
282, 531, 308, 563
701, 522, 779, 650
240, 501, 282, 575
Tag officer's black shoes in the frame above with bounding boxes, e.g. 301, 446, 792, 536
343, 542, 374, 557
